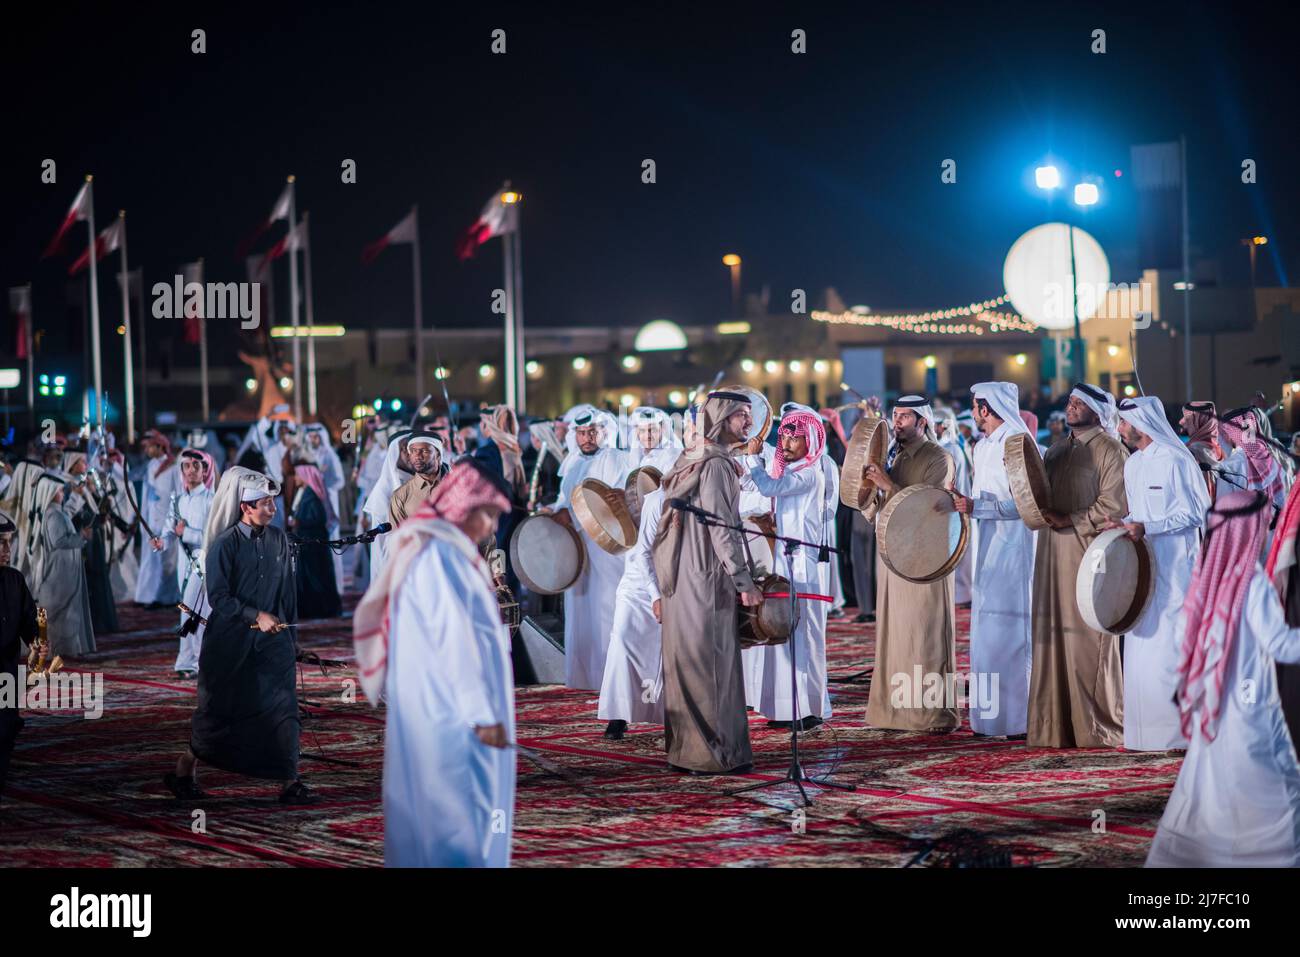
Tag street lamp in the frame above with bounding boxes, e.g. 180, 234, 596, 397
1035, 164, 1101, 384
1241, 235, 1268, 289
723, 253, 742, 316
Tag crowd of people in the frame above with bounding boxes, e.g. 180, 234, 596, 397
4, 382, 1300, 868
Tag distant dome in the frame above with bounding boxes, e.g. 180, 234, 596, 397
634, 319, 688, 352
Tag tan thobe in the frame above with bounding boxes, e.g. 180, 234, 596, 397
865, 438, 959, 731
389, 472, 440, 527
654, 456, 757, 772
1027, 425, 1128, 748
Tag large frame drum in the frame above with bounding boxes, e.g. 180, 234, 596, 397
510, 513, 586, 594
877, 484, 970, 583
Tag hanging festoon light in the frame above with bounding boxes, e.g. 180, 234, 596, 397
812, 294, 1038, 336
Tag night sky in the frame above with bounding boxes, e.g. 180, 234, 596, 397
3, 1, 1297, 366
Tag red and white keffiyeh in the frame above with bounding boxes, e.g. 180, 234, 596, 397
770, 409, 825, 478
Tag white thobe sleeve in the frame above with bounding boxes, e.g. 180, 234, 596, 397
1248, 571, 1300, 665
971, 489, 1021, 521
424, 545, 506, 728
1126, 456, 1206, 536
748, 463, 818, 500
637, 501, 663, 603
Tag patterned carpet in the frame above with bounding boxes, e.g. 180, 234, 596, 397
0, 600, 1178, 867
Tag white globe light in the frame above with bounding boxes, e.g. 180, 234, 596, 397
634, 319, 687, 352
1003, 222, 1110, 331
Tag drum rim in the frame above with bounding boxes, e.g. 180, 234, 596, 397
509, 512, 587, 594
1004, 432, 1050, 530
717, 383, 772, 446
840, 416, 887, 512
739, 572, 793, 647
1076, 527, 1156, 635
572, 477, 637, 556
877, 483, 970, 583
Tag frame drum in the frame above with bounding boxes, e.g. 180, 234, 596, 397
1076, 528, 1156, 635
877, 484, 970, 583
624, 466, 663, 526
510, 513, 586, 594
1004, 432, 1051, 530
572, 478, 639, 555
716, 384, 773, 448
840, 416, 888, 512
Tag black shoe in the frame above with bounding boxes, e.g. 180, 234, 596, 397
766, 719, 792, 730
827, 609, 846, 620
669, 762, 754, 776
603, 720, 627, 740
852, 613, 870, 623
1006, 733, 1027, 741
175, 670, 197, 681
279, 780, 321, 805
163, 772, 206, 800
795, 716, 824, 732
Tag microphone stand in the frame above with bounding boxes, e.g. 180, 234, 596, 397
675, 502, 855, 806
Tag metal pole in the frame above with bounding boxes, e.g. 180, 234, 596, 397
411, 205, 424, 411
1180, 134, 1193, 402
503, 231, 517, 409
198, 257, 210, 422
1068, 222, 1084, 383
287, 175, 302, 422
25, 283, 34, 430
136, 269, 147, 429
303, 210, 318, 417
85, 176, 103, 426
514, 219, 526, 412
119, 212, 136, 444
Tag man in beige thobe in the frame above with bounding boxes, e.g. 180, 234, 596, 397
652, 392, 763, 774
389, 434, 444, 526
1027, 383, 1128, 748
863, 396, 959, 732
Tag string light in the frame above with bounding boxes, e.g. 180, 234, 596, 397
811, 294, 1039, 335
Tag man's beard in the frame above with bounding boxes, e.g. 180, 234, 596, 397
579, 444, 599, 456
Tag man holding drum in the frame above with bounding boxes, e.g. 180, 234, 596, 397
950, 382, 1036, 739
862, 395, 960, 733
544, 409, 629, 690
1112, 396, 1208, 751
1027, 383, 1128, 749
652, 393, 763, 774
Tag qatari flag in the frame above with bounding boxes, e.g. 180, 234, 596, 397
362, 208, 417, 264
9, 286, 31, 360
42, 182, 91, 258
68, 219, 124, 275
455, 183, 518, 261
1131, 141, 1183, 270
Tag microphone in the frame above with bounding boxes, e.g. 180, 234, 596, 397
668, 498, 716, 520
370, 522, 393, 536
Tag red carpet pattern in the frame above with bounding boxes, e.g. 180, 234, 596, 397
1, 602, 1178, 867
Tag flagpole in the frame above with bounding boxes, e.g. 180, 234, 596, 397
513, 219, 526, 412
199, 257, 210, 422
135, 269, 147, 430
286, 175, 303, 422
85, 176, 104, 428
1180, 134, 1193, 403
25, 283, 34, 430
411, 205, 425, 412
303, 211, 318, 417
118, 212, 136, 444
503, 231, 517, 410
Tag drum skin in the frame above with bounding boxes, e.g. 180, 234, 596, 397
624, 466, 663, 527
1076, 528, 1156, 635
510, 513, 586, 594
840, 417, 888, 513
572, 478, 638, 555
1004, 432, 1051, 530
877, 484, 970, 583
716, 384, 772, 448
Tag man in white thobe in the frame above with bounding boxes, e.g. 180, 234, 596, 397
134, 431, 181, 607
740, 408, 834, 730
1113, 395, 1208, 751
951, 382, 1035, 737
598, 487, 669, 739
546, 409, 629, 690
361, 429, 412, 583
305, 423, 346, 592
625, 406, 682, 477
352, 460, 515, 867
154, 449, 215, 677
937, 407, 974, 606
